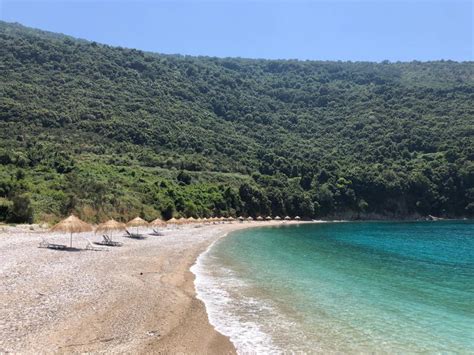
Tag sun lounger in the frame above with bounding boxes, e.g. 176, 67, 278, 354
104, 234, 122, 246
124, 229, 146, 239
38, 237, 68, 250
85, 238, 107, 251
149, 228, 165, 236
94, 235, 123, 246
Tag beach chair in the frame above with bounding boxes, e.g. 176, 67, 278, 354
149, 228, 165, 236
85, 238, 107, 251
94, 235, 123, 247
104, 235, 123, 246
124, 229, 146, 239
38, 237, 68, 250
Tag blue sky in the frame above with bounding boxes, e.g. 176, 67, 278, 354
0, 0, 472, 61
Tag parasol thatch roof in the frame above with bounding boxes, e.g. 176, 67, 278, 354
96, 219, 126, 234
295, 216, 301, 220
256, 216, 264, 221
50, 215, 93, 234
150, 218, 166, 226
266, 216, 272, 220
187, 217, 196, 223
284, 216, 291, 220
167, 217, 178, 224
127, 217, 149, 227
275, 216, 281, 220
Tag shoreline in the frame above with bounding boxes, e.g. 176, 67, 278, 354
173, 220, 307, 353
0, 220, 302, 353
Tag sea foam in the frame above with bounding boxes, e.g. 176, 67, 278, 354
191, 236, 281, 354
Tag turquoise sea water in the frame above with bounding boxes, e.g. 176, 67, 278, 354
192, 221, 474, 353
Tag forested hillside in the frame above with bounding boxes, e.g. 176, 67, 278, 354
0, 21, 473, 223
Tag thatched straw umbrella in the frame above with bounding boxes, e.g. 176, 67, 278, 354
187, 217, 196, 224
275, 216, 281, 220
50, 215, 93, 248
256, 216, 263, 221
167, 217, 178, 224
247, 216, 254, 221
238, 216, 245, 222
150, 218, 166, 227
177, 217, 187, 225
266, 216, 272, 221
295, 216, 301, 220
284, 216, 291, 220
127, 217, 149, 234
96, 219, 126, 241
227, 217, 235, 223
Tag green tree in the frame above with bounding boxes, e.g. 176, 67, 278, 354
177, 170, 192, 185
8, 194, 34, 223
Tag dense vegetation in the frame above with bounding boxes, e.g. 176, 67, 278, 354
0, 21, 473, 223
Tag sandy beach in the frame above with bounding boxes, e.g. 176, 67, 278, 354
0, 220, 294, 353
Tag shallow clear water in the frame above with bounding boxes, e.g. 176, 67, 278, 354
192, 221, 474, 353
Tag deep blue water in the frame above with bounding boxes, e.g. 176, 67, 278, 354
193, 221, 474, 353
